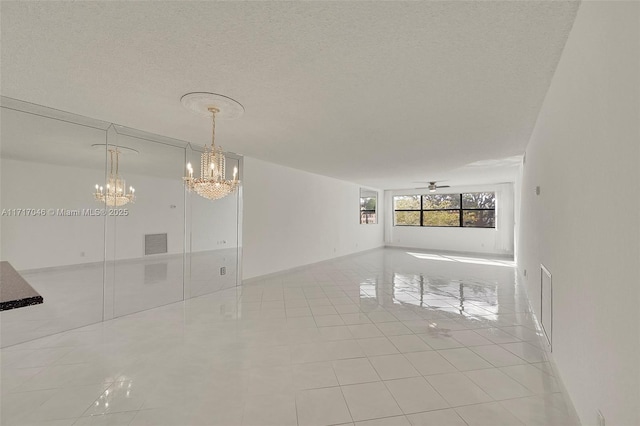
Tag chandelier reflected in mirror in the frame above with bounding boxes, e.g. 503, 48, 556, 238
181, 93, 242, 201
94, 148, 135, 207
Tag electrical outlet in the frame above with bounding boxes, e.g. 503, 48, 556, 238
597, 410, 605, 426
220, 266, 226, 275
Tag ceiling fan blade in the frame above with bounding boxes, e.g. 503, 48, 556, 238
436, 185, 450, 188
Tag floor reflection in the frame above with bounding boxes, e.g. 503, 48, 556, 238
1, 249, 238, 347
1, 248, 576, 426
406, 251, 515, 267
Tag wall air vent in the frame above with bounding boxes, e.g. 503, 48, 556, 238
145, 233, 168, 255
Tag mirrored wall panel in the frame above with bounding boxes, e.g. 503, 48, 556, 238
185, 146, 240, 299
107, 128, 187, 318
0, 104, 108, 346
0, 98, 242, 347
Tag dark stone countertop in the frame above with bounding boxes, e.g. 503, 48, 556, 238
0, 261, 43, 311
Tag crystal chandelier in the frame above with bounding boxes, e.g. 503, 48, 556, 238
94, 148, 135, 207
183, 106, 239, 201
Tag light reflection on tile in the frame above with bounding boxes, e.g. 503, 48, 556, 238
0, 248, 580, 426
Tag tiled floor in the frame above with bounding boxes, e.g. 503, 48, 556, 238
0, 248, 580, 425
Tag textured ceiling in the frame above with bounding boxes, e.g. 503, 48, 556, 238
1, 1, 579, 189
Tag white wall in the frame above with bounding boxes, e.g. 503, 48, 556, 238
242, 157, 384, 279
385, 183, 514, 256
517, 2, 639, 425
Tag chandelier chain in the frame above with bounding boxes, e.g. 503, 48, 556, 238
210, 108, 217, 149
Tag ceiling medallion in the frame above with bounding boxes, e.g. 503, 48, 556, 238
181, 93, 242, 201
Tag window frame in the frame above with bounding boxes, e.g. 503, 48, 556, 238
393, 195, 421, 227
393, 193, 496, 228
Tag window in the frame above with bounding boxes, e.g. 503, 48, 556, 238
393, 192, 496, 228
360, 189, 378, 224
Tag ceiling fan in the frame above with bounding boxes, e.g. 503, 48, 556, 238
414, 181, 450, 192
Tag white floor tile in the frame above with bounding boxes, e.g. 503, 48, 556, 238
500, 394, 580, 426
500, 325, 541, 342
244, 365, 293, 395
0, 389, 58, 425
426, 372, 493, 407
296, 386, 352, 426
375, 322, 413, 337
474, 328, 521, 344
455, 401, 525, 425
341, 382, 403, 422
449, 330, 494, 347
314, 314, 345, 327
500, 342, 548, 364
73, 412, 138, 425
367, 311, 397, 323
355, 415, 410, 426
357, 337, 399, 356
384, 377, 449, 414
500, 364, 560, 394
326, 340, 366, 360
286, 307, 313, 318
24, 384, 108, 423
1, 366, 44, 394
335, 304, 361, 315
404, 351, 457, 376
438, 348, 494, 371
342, 314, 373, 325
464, 368, 532, 400
318, 325, 354, 341
292, 361, 338, 390
311, 305, 338, 316
469, 344, 527, 367
241, 392, 297, 426
347, 324, 383, 339
369, 354, 420, 380
20, 419, 76, 426
406, 408, 467, 426
333, 358, 380, 385
416, 333, 464, 350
